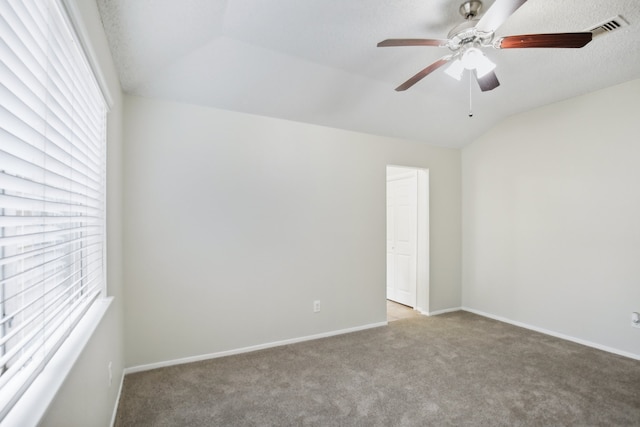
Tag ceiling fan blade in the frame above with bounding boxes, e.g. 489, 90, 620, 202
475, 70, 500, 92
497, 32, 593, 49
377, 38, 449, 48
475, 0, 527, 33
395, 57, 451, 91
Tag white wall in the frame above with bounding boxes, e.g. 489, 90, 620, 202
123, 96, 461, 367
39, 0, 124, 425
462, 79, 640, 358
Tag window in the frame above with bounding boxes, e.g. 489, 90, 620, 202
0, 0, 107, 419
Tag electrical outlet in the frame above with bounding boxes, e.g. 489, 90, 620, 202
313, 300, 321, 313
108, 361, 113, 387
632, 312, 640, 329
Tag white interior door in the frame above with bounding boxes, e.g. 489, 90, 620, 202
387, 168, 417, 307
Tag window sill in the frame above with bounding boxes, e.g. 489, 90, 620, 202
0, 297, 113, 427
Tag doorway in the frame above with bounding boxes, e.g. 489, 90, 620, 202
386, 166, 429, 316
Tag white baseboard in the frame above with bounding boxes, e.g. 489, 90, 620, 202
109, 370, 125, 427
124, 321, 388, 375
427, 306, 462, 316
462, 307, 640, 361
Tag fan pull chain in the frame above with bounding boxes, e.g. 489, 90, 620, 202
468, 71, 473, 118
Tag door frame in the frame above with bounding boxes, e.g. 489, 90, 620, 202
386, 165, 429, 314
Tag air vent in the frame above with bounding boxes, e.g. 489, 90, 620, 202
588, 15, 629, 38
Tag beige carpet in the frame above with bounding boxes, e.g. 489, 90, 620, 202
115, 311, 640, 426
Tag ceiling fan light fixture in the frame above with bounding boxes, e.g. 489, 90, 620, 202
474, 54, 496, 77
444, 59, 465, 80
444, 48, 496, 81
459, 47, 496, 77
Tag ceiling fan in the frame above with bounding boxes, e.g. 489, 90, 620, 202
378, 0, 593, 92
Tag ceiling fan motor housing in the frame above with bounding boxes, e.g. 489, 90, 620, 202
447, 20, 494, 50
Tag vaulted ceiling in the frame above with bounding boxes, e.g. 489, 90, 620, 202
97, 0, 640, 147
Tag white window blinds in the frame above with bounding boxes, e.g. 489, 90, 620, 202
0, 0, 107, 419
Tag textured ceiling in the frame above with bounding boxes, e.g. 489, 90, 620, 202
97, 0, 640, 147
